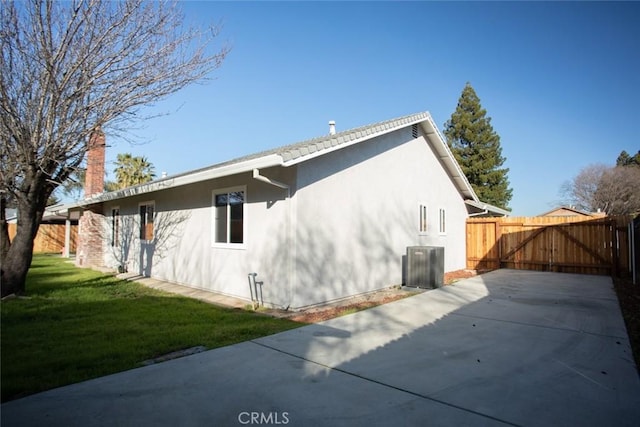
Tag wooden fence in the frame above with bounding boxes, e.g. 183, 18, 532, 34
467, 216, 634, 276
8, 223, 78, 254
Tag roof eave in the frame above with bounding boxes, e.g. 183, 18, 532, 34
419, 115, 479, 202
465, 199, 510, 217
63, 154, 283, 210
57, 111, 483, 213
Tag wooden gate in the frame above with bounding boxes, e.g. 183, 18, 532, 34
467, 216, 632, 276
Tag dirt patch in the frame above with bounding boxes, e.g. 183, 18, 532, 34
284, 288, 418, 323
140, 346, 207, 366
444, 269, 485, 283
613, 276, 640, 370
269, 269, 486, 324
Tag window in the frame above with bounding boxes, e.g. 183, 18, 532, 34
213, 188, 245, 245
419, 204, 428, 234
139, 202, 155, 241
111, 208, 120, 247
439, 208, 446, 234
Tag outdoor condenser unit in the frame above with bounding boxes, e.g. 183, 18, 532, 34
406, 246, 444, 289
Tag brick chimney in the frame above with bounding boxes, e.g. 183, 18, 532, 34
84, 127, 105, 198
77, 127, 106, 268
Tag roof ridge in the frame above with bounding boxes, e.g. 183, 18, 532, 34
276, 111, 430, 162
197, 111, 431, 170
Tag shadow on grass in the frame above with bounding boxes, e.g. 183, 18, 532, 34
1, 256, 300, 402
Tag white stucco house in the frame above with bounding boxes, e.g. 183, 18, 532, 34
58, 112, 507, 309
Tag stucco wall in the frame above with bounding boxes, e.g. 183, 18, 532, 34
291, 126, 468, 308
101, 166, 296, 306
97, 126, 468, 310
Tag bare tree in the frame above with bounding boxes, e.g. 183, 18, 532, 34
559, 164, 609, 212
593, 166, 640, 215
0, 0, 229, 296
560, 163, 640, 215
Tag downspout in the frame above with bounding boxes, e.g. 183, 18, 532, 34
252, 169, 293, 309
468, 209, 489, 217
252, 169, 290, 193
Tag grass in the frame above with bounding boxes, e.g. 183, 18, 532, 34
0, 255, 301, 402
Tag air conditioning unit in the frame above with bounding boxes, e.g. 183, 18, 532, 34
406, 246, 444, 289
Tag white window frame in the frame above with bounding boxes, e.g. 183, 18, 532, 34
419, 203, 429, 235
111, 207, 120, 247
438, 207, 447, 235
138, 201, 155, 242
211, 185, 247, 249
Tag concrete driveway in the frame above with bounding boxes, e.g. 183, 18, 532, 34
3, 270, 640, 426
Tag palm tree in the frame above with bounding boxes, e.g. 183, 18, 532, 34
113, 153, 156, 189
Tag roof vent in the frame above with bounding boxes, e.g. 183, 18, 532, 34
329, 120, 336, 135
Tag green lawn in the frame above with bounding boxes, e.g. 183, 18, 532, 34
1, 255, 301, 402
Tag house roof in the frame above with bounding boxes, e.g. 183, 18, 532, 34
57, 112, 507, 216
6, 206, 77, 224
538, 206, 606, 217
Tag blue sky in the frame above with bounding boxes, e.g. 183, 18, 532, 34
104, 1, 639, 216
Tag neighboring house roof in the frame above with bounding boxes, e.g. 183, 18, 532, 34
56, 112, 508, 216
6, 206, 76, 224
539, 206, 606, 217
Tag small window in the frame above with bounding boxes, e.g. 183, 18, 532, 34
111, 208, 120, 247
439, 208, 446, 234
213, 188, 245, 245
139, 202, 155, 241
419, 204, 428, 234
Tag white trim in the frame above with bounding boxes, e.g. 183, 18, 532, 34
438, 207, 447, 235
418, 203, 429, 235
64, 155, 282, 209
464, 199, 510, 216
211, 185, 247, 250
55, 112, 489, 216
63, 218, 72, 258
138, 201, 155, 243
420, 115, 478, 202
252, 169, 289, 190
110, 206, 121, 248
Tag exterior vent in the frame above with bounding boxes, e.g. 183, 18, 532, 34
406, 246, 444, 289
412, 124, 419, 138
329, 120, 336, 135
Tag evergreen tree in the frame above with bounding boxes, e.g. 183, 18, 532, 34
616, 150, 640, 167
444, 83, 512, 210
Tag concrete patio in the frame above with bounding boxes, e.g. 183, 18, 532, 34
2, 269, 639, 426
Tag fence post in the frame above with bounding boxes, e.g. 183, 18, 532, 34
63, 218, 71, 257
495, 220, 502, 269
611, 219, 619, 277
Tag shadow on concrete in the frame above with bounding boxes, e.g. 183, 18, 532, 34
3, 270, 639, 426
253, 270, 640, 426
